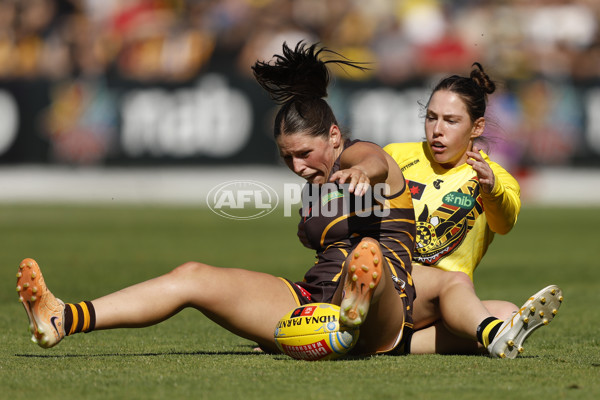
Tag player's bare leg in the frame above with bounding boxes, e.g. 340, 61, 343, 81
409, 266, 563, 358
17, 259, 298, 352
411, 265, 493, 336
91, 261, 298, 352
410, 300, 518, 354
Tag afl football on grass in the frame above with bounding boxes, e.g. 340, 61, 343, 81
274, 303, 359, 361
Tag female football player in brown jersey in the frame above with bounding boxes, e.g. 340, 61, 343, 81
16, 42, 561, 359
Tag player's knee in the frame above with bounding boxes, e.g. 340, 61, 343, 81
170, 261, 212, 279
443, 271, 474, 292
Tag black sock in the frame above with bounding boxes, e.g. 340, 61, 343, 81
63, 301, 96, 335
476, 316, 503, 348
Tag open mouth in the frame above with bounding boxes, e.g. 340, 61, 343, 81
430, 142, 445, 154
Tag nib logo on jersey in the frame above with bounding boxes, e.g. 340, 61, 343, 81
443, 192, 475, 209
207, 180, 279, 220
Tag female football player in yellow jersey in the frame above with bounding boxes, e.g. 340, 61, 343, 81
385, 63, 519, 280
16, 43, 561, 360
385, 64, 558, 354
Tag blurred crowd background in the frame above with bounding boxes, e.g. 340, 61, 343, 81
0, 0, 599, 173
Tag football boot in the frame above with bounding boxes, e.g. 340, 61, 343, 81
488, 285, 563, 359
340, 238, 383, 328
16, 258, 66, 348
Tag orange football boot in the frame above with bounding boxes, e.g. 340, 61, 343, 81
16, 258, 65, 348
340, 238, 383, 328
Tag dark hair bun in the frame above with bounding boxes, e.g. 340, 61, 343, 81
470, 62, 496, 95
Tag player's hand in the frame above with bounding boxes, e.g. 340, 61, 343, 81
329, 167, 370, 196
466, 146, 495, 194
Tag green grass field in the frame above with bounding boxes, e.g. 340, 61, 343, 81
1, 205, 599, 399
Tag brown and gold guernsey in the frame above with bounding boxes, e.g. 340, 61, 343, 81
294, 140, 416, 323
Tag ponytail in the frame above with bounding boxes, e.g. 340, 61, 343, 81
252, 41, 367, 138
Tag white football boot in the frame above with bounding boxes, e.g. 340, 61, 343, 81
488, 285, 563, 359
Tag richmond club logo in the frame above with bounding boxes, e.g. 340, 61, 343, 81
206, 180, 279, 220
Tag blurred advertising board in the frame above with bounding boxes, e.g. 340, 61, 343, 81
1, 72, 599, 171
